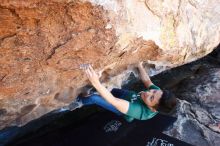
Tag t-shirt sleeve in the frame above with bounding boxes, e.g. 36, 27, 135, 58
125, 102, 157, 120
126, 102, 144, 120
148, 84, 161, 90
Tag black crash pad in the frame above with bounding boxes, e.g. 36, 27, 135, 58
12, 111, 192, 146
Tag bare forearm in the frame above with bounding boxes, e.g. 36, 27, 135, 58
137, 63, 153, 88
93, 82, 129, 114
93, 81, 116, 104
83, 64, 129, 114
138, 66, 151, 82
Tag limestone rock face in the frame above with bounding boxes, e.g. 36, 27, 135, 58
0, 0, 219, 129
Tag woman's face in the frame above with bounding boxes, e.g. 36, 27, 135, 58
140, 89, 163, 110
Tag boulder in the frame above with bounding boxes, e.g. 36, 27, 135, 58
0, 0, 219, 129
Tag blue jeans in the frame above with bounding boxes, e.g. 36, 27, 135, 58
79, 88, 130, 116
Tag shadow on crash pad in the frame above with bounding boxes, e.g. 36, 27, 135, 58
12, 109, 193, 146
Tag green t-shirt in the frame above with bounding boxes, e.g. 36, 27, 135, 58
123, 84, 161, 122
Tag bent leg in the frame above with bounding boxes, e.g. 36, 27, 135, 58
111, 88, 130, 99
79, 94, 123, 115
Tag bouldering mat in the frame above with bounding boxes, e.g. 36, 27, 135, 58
11, 111, 192, 146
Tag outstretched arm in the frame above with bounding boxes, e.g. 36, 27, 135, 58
84, 65, 129, 114
137, 62, 153, 88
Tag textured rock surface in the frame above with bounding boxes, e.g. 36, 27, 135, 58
0, 0, 219, 129
164, 69, 220, 145
0, 46, 220, 146
163, 52, 220, 146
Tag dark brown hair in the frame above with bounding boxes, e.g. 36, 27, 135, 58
154, 90, 177, 114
